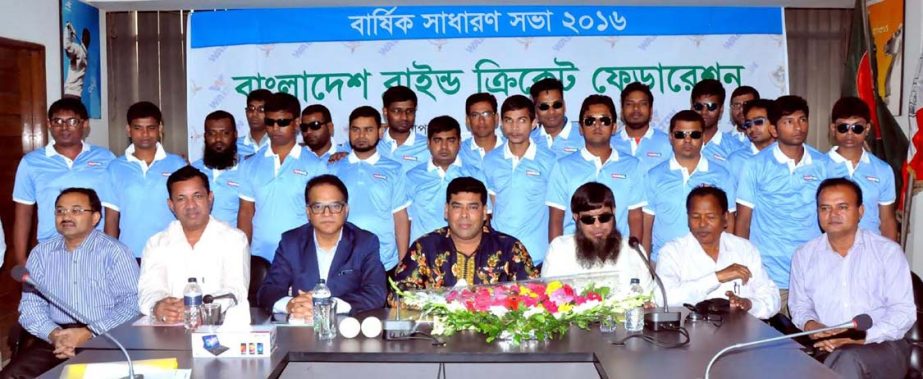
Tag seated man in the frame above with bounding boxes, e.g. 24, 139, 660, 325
542, 182, 652, 292
790, 178, 914, 378
656, 186, 780, 319
257, 175, 387, 318
137, 166, 251, 326
394, 177, 538, 291
1, 188, 138, 378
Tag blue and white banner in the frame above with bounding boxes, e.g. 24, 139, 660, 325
187, 6, 789, 162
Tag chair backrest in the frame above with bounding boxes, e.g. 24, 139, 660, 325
906, 272, 923, 378
249, 256, 271, 306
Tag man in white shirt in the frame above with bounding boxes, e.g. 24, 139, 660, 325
657, 186, 780, 319
138, 166, 251, 325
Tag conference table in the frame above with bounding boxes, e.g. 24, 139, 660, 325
40, 308, 836, 378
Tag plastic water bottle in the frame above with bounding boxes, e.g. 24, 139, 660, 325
183, 277, 203, 330
624, 278, 644, 332
312, 279, 336, 340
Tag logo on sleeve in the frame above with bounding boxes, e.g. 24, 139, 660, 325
525, 169, 541, 177
865, 176, 879, 183
292, 169, 308, 176
226, 180, 239, 188
646, 152, 662, 158
611, 173, 627, 180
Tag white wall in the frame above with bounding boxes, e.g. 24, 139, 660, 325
903, 0, 923, 273
0, 0, 109, 148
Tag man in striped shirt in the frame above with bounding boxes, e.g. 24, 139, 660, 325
2, 188, 139, 378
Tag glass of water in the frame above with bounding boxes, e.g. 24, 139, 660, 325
201, 303, 223, 325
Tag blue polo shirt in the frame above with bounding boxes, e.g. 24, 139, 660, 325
826, 147, 896, 234
13, 143, 115, 242
236, 134, 269, 159
531, 119, 583, 159
406, 158, 486, 242
105, 144, 187, 257
726, 143, 761, 176
483, 141, 557, 264
378, 129, 431, 174
643, 156, 737, 260
328, 151, 410, 270
736, 144, 829, 289
546, 148, 646, 237
190, 159, 242, 226
238, 145, 325, 262
458, 135, 505, 172
610, 127, 673, 174
701, 131, 744, 166
303, 138, 347, 166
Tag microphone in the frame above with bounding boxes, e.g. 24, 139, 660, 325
11, 266, 141, 379
704, 314, 873, 379
627, 237, 682, 330
203, 293, 238, 306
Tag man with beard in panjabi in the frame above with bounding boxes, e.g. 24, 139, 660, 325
191, 110, 242, 226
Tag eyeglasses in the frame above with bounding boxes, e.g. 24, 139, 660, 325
582, 116, 613, 127
54, 207, 94, 216
693, 102, 720, 112
835, 123, 866, 134
50, 118, 83, 128
245, 106, 265, 113
308, 202, 345, 215
537, 101, 564, 111
672, 130, 703, 140
579, 213, 614, 225
264, 117, 294, 127
730, 100, 751, 110
300, 121, 326, 132
742, 117, 768, 129
468, 111, 496, 119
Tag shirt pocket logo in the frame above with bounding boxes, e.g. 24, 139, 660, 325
563, 147, 577, 153
161, 172, 172, 177
525, 169, 540, 177
226, 180, 240, 187
87, 161, 102, 167
402, 155, 418, 161
803, 175, 818, 182
293, 169, 307, 176
372, 173, 387, 180
865, 176, 879, 183
611, 173, 627, 180
646, 152, 662, 157
712, 153, 726, 161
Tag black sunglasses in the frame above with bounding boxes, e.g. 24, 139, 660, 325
693, 102, 720, 112
583, 116, 613, 127
264, 117, 294, 127
835, 123, 866, 134
300, 121, 326, 132
672, 130, 703, 140
742, 117, 768, 129
579, 213, 614, 225
538, 101, 564, 111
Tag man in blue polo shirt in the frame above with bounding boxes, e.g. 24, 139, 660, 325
642, 110, 737, 261
104, 101, 186, 257
735, 95, 828, 315
459, 92, 504, 171
484, 95, 557, 265
329, 106, 410, 272
691, 79, 745, 164
300, 103, 345, 164
237, 92, 325, 262
546, 94, 646, 243
378, 86, 430, 173
529, 78, 583, 158
727, 99, 778, 176
237, 89, 271, 158
190, 110, 241, 226
407, 116, 485, 242
12, 98, 116, 265
610, 82, 672, 173
825, 96, 898, 240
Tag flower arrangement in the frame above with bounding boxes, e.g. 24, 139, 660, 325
392, 275, 651, 344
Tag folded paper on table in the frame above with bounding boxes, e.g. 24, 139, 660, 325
60, 358, 190, 379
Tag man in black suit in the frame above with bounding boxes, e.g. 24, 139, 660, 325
257, 175, 386, 318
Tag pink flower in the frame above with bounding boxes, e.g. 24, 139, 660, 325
542, 300, 558, 313
586, 292, 602, 302
574, 295, 587, 305
550, 287, 574, 305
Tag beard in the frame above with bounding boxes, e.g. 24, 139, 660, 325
574, 227, 622, 269
350, 139, 378, 153
203, 144, 238, 170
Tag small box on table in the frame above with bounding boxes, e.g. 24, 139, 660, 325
190, 325, 276, 358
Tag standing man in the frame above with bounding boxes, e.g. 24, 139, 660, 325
728, 86, 760, 144
1, 188, 138, 378
789, 178, 913, 378
736, 95, 828, 314
825, 96, 898, 241
529, 78, 583, 158
329, 106, 410, 272
300, 103, 343, 163
610, 82, 672, 173
547, 95, 646, 243
12, 98, 115, 265
379, 86, 430, 173
406, 116, 484, 242
191, 110, 241, 226
104, 101, 186, 257
691, 79, 745, 164
642, 110, 737, 261
727, 99, 778, 176
238, 92, 325, 262
459, 92, 504, 171
238, 89, 272, 158
483, 95, 557, 266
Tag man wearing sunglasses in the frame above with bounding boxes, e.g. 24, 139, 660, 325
736, 95, 829, 316
824, 96, 898, 241
547, 95, 645, 247
729, 86, 761, 144
529, 78, 584, 158
190, 110, 241, 226
642, 110, 737, 261
299, 103, 345, 163
258, 175, 387, 318
610, 82, 672, 173
237, 92, 326, 263
379, 86, 431, 174
691, 80, 746, 164
12, 98, 116, 266
460, 92, 504, 171
726, 99, 778, 176
237, 89, 272, 158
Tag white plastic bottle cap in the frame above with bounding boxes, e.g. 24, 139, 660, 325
339, 317, 361, 339
361, 316, 383, 338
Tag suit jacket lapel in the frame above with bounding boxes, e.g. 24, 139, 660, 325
328, 225, 355, 278
302, 226, 321, 287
